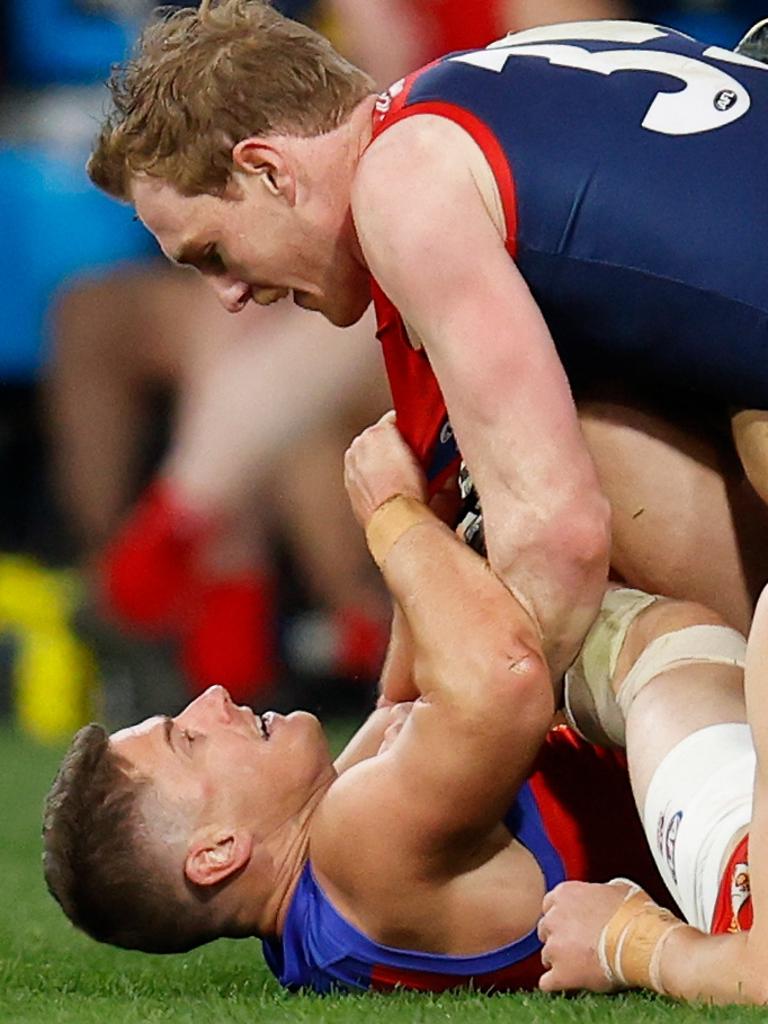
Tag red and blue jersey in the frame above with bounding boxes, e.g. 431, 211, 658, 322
371, 22, 768, 491
262, 727, 666, 994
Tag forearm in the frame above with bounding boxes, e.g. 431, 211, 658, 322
377, 604, 420, 704
484, 494, 611, 679
369, 498, 547, 705
659, 927, 762, 1004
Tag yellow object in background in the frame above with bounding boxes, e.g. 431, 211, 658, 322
0, 555, 98, 743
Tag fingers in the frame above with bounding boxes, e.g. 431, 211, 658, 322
343, 413, 428, 526
538, 936, 568, 993
536, 881, 628, 995
538, 966, 562, 993
541, 885, 561, 916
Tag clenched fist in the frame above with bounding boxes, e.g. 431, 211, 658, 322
537, 880, 634, 994
344, 411, 428, 529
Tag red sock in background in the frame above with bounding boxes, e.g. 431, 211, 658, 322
334, 607, 389, 680
100, 481, 216, 633
180, 572, 277, 704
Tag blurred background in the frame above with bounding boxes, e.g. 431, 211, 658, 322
0, 0, 763, 748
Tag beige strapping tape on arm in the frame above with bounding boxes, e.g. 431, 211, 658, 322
598, 881, 687, 993
365, 495, 437, 568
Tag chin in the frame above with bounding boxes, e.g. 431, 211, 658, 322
328, 294, 373, 327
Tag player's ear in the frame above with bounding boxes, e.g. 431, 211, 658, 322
231, 138, 296, 204
184, 830, 253, 886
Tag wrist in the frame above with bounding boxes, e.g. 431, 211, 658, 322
598, 881, 687, 994
365, 495, 436, 568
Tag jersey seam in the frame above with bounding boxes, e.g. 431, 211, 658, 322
522, 245, 768, 316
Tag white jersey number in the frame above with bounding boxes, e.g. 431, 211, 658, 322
450, 20, 767, 136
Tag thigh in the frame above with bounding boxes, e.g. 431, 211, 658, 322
579, 401, 768, 634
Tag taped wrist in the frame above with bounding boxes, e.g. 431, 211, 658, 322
598, 881, 686, 993
365, 495, 436, 568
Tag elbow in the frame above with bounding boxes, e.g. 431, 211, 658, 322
484, 641, 554, 732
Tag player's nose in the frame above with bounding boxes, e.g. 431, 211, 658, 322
210, 277, 252, 313
178, 684, 234, 726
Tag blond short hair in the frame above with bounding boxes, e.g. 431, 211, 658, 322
88, 0, 375, 199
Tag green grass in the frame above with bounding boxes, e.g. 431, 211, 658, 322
0, 725, 764, 1024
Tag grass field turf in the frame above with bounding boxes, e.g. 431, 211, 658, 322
1, 725, 765, 1024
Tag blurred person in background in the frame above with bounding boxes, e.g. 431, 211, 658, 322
49, 266, 391, 711
0, 0, 158, 554
330, 0, 631, 86
0, 0, 174, 734
44, 0, 394, 720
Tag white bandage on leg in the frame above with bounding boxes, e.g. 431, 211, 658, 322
641, 723, 755, 931
615, 625, 746, 722
565, 588, 746, 748
564, 588, 659, 747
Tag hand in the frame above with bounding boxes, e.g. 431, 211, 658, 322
537, 880, 634, 994
376, 701, 416, 754
378, 605, 420, 704
344, 411, 428, 529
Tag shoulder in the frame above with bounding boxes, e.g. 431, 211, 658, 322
308, 756, 419, 904
352, 115, 506, 283
353, 114, 496, 225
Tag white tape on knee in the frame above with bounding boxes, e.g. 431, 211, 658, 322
615, 625, 746, 722
564, 588, 658, 747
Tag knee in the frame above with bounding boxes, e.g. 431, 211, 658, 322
636, 598, 734, 649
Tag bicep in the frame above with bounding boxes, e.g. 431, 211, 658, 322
360, 657, 550, 860
355, 119, 598, 539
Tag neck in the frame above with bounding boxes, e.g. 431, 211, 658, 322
344, 95, 378, 269
289, 95, 377, 271
233, 771, 336, 939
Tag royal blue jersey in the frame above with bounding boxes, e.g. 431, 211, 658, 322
262, 781, 564, 994
373, 21, 768, 412
262, 729, 668, 994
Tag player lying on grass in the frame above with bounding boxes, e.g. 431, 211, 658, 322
42, 415, 751, 996
538, 581, 768, 1004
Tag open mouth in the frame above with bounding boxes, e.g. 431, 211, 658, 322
258, 713, 270, 740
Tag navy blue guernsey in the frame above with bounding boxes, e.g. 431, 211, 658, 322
373, 21, 768, 407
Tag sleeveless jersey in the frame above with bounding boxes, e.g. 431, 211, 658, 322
370, 22, 768, 491
262, 726, 667, 994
